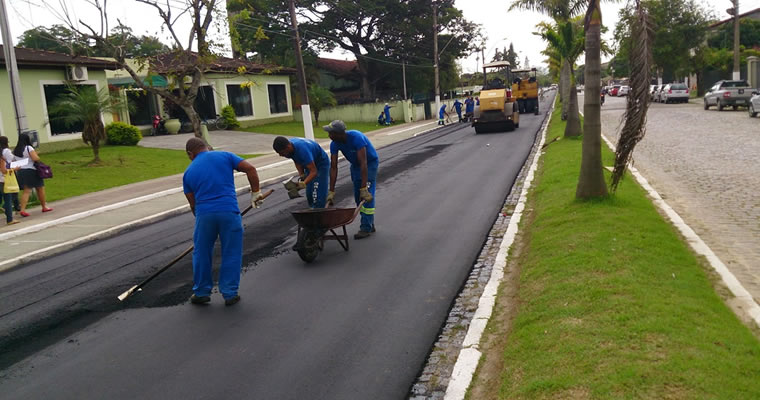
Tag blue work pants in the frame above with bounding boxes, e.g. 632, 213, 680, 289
306, 164, 329, 208
1, 188, 17, 223
192, 212, 243, 300
350, 161, 378, 232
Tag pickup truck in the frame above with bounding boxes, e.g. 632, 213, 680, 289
703, 80, 755, 111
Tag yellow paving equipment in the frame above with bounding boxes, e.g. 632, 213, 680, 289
511, 68, 539, 115
473, 61, 520, 134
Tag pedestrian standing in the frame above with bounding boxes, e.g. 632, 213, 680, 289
0, 136, 20, 225
324, 120, 378, 239
273, 136, 330, 208
182, 138, 265, 306
383, 103, 393, 125
453, 98, 463, 122
465, 96, 475, 121
13, 133, 52, 217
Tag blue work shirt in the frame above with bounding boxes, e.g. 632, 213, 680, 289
183, 151, 244, 216
439, 104, 447, 118
384, 104, 391, 118
453, 100, 463, 112
465, 99, 474, 113
330, 130, 379, 167
289, 138, 329, 170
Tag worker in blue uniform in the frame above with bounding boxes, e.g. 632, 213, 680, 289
323, 120, 378, 239
273, 136, 330, 208
465, 96, 475, 122
438, 103, 449, 125
453, 98, 463, 122
183, 137, 264, 306
383, 103, 393, 125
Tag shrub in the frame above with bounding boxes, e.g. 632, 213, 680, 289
106, 121, 142, 145
221, 105, 240, 129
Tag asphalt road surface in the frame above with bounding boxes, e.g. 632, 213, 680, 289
1, 93, 554, 399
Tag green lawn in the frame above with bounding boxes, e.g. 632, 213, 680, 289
239, 121, 386, 139
472, 104, 760, 398
38, 146, 259, 204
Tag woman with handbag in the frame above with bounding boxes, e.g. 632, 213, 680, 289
1, 136, 20, 225
12, 133, 53, 217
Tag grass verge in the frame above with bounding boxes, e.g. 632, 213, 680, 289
469, 104, 760, 399
239, 121, 386, 138
38, 146, 259, 204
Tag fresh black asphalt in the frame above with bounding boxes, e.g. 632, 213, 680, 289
0, 94, 553, 399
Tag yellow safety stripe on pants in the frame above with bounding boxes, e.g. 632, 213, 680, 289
360, 206, 375, 215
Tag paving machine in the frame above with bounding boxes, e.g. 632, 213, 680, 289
511, 68, 539, 115
472, 61, 520, 134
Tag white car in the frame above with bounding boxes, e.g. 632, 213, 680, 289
749, 91, 760, 117
660, 83, 690, 104
617, 85, 630, 96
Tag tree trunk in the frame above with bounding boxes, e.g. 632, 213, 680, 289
560, 58, 571, 120
180, 103, 204, 140
92, 140, 100, 163
313, 110, 320, 127
576, 0, 608, 199
356, 59, 371, 99
564, 84, 582, 137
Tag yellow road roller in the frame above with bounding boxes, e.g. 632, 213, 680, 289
472, 61, 520, 134
511, 68, 539, 115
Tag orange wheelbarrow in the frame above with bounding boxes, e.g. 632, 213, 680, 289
290, 201, 365, 263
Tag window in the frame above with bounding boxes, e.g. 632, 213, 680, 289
127, 90, 158, 126
268, 84, 288, 114
44, 84, 96, 135
226, 84, 253, 117
167, 86, 216, 122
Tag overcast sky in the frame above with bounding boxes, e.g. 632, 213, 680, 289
2, 0, 759, 73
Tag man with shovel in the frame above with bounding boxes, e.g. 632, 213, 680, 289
324, 120, 377, 239
183, 138, 264, 306
273, 136, 330, 208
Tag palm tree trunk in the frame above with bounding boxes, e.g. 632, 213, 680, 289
92, 140, 101, 163
560, 58, 571, 120
576, 0, 608, 199
564, 83, 582, 137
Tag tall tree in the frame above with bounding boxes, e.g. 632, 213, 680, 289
576, 0, 608, 199
17, 25, 89, 55
53, 0, 223, 140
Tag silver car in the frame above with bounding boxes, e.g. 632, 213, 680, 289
749, 91, 760, 118
618, 85, 630, 96
660, 83, 690, 104
704, 80, 754, 110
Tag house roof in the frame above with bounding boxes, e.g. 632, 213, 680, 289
0, 45, 120, 69
150, 51, 295, 75
317, 57, 358, 76
709, 7, 760, 29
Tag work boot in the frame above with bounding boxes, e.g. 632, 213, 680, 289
190, 294, 211, 305
225, 295, 241, 306
371, 225, 376, 233
354, 230, 371, 240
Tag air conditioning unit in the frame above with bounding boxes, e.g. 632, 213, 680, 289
66, 65, 88, 81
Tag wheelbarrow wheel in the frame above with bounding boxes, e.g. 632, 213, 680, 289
296, 229, 322, 263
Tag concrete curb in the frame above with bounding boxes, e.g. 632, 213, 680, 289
598, 134, 760, 328
442, 100, 554, 400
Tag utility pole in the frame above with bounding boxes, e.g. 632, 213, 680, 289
731, 0, 741, 80
402, 60, 407, 100
481, 47, 486, 86
288, 0, 314, 140
433, 1, 440, 118
0, 0, 29, 137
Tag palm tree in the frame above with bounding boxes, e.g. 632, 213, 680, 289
511, 0, 587, 119
535, 18, 585, 136
575, 0, 608, 198
48, 85, 129, 163
308, 85, 337, 126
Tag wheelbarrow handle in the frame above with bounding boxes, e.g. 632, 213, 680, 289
239, 188, 276, 216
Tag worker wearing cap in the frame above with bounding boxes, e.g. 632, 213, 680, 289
183, 138, 264, 306
383, 103, 393, 125
273, 136, 330, 208
323, 120, 378, 239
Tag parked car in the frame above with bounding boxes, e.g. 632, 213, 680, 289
704, 80, 754, 110
609, 85, 621, 96
749, 91, 760, 117
617, 85, 630, 96
649, 85, 657, 100
660, 83, 690, 104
